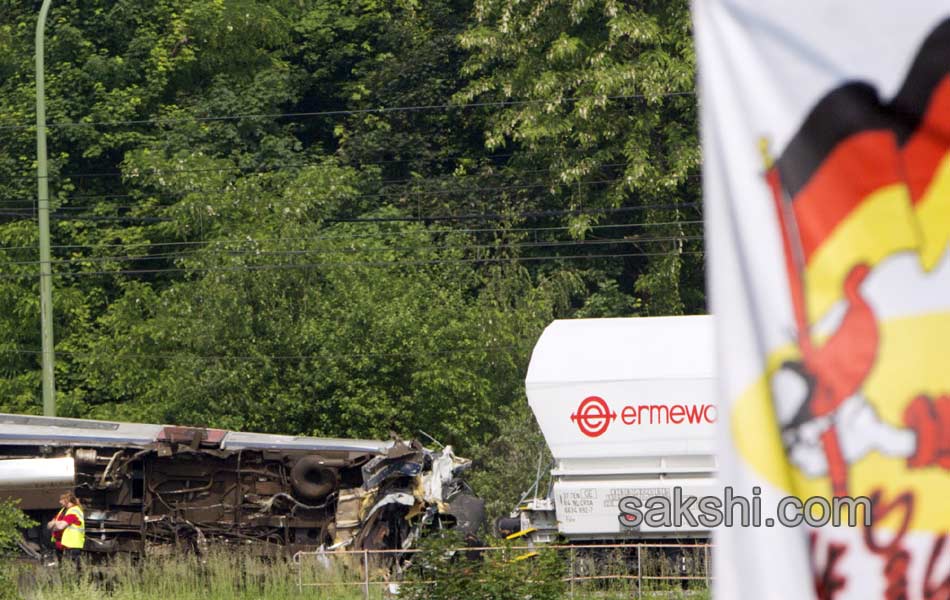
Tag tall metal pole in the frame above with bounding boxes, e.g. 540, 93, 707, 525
36, 0, 56, 416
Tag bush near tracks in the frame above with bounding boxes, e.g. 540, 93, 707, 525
400, 532, 565, 600
0, 501, 35, 600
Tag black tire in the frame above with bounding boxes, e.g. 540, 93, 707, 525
290, 457, 339, 501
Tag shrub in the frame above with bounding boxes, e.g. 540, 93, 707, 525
0, 500, 35, 600
400, 532, 566, 600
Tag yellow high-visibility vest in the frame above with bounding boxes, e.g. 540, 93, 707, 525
60, 505, 85, 549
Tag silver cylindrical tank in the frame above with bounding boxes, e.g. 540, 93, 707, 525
0, 457, 75, 490
0, 457, 75, 509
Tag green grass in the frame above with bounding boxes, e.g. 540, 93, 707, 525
568, 577, 710, 600
14, 550, 375, 600
9, 547, 711, 600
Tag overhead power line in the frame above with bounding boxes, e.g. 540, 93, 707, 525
0, 219, 704, 253
1, 162, 644, 201
2, 148, 665, 184
0, 211, 172, 223
0, 174, 651, 209
325, 202, 700, 223
0, 250, 704, 280
2, 235, 703, 267
11, 343, 527, 362
0, 201, 700, 228
12, 159, 631, 183
0, 92, 696, 132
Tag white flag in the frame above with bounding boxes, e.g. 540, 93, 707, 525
694, 2, 950, 598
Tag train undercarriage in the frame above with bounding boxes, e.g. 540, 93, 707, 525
0, 413, 484, 558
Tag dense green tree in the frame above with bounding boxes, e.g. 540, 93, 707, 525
458, 0, 704, 314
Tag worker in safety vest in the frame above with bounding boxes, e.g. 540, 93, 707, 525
46, 492, 84, 566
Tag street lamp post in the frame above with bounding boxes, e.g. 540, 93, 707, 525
36, 0, 55, 416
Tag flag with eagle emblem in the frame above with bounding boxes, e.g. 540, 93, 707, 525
694, 2, 950, 598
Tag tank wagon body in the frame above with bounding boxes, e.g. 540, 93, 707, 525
506, 316, 716, 543
0, 413, 482, 557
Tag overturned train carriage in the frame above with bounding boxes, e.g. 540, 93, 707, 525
0, 413, 484, 557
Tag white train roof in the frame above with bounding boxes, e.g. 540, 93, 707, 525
0, 413, 391, 454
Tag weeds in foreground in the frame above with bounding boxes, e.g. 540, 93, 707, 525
399, 533, 710, 600
11, 542, 711, 600
14, 549, 373, 600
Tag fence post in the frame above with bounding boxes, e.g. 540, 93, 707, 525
363, 549, 370, 600
704, 544, 710, 590
636, 545, 642, 600
569, 546, 575, 600
295, 552, 302, 593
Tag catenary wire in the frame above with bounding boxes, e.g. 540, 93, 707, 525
0, 177, 634, 210
0, 250, 704, 280
2, 160, 698, 213
7, 159, 632, 183
0, 201, 701, 228
2, 235, 702, 267
0, 92, 696, 132
0, 219, 704, 253
3, 147, 676, 184
9, 343, 529, 362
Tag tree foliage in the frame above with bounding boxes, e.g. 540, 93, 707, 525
0, 500, 33, 599
0, 500, 33, 552
458, 0, 703, 314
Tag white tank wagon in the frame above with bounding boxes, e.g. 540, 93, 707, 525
500, 316, 717, 543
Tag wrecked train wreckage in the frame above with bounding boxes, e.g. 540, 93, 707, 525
0, 413, 484, 557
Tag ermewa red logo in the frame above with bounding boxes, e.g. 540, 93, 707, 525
571, 396, 718, 438
570, 396, 617, 437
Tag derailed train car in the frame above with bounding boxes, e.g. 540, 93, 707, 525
0, 413, 484, 557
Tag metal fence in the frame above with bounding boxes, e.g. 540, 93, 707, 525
293, 542, 712, 599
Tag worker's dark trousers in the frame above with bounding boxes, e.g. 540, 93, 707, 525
59, 548, 82, 572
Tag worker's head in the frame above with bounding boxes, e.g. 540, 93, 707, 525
59, 492, 80, 508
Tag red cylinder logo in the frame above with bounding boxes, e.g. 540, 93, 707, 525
570, 396, 617, 438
